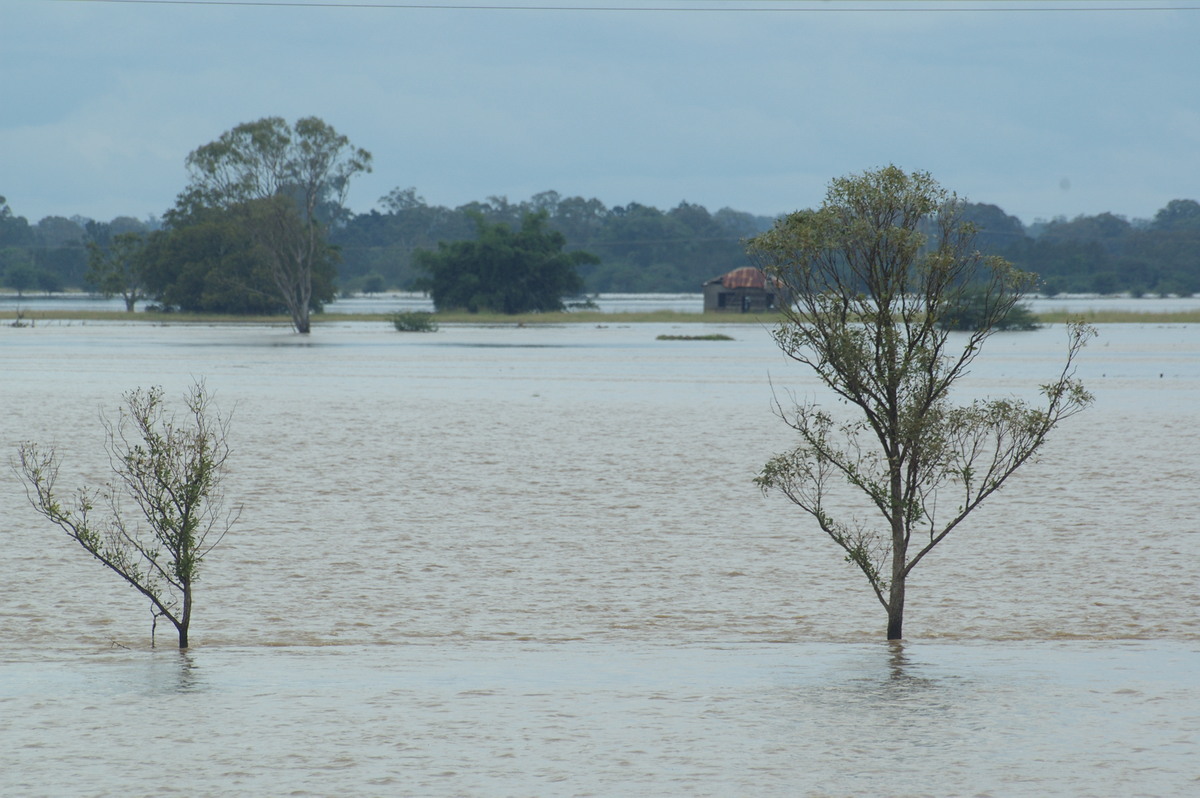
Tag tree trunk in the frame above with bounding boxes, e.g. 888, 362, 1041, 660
178, 582, 191, 648
887, 547, 906, 640
886, 593, 904, 640
888, 454, 907, 640
293, 307, 311, 334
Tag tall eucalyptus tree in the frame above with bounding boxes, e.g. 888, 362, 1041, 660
184, 116, 372, 333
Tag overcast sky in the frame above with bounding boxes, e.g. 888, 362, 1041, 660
2, 1, 1198, 227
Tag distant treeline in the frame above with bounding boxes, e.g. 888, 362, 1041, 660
0, 203, 155, 294
3, 190, 1198, 297
955, 200, 1200, 297
330, 188, 774, 294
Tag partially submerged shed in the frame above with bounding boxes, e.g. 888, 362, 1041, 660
702, 266, 786, 313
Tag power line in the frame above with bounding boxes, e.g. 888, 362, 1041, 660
54, 0, 1200, 12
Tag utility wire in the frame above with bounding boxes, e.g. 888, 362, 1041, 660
55, 0, 1200, 12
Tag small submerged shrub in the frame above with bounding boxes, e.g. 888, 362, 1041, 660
391, 311, 439, 332
937, 290, 1039, 332
656, 333, 734, 341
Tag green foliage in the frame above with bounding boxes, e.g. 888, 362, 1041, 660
331, 190, 775, 294
86, 232, 148, 311
360, 273, 386, 294
937, 288, 1040, 331
415, 211, 595, 314
181, 116, 371, 333
970, 199, 1200, 297
0, 195, 33, 249
3, 261, 38, 295
15, 382, 237, 648
1, 204, 149, 292
390, 311, 438, 332
140, 208, 303, 315
748, 165, 1094, 640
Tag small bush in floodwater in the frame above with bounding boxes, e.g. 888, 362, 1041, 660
391, 311, 438, 332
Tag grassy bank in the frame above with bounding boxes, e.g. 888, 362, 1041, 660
4, 307, 1200, 326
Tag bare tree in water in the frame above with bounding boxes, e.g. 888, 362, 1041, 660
16, 382, 237, 648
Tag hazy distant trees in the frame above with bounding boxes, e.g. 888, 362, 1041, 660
180, 116, 372, 333
0, 195, 33, 251
332, 190, 772, 295
2, 262, 36, 295
415, 211, 594, 313
984, 200, 1200, 297
1, 199, 157, 296
15, 382, 237, 649
749, 166, 1094, 640
1, 197, 59, 293
3, 184, 1198, 300
1153, 198, 1200, 231
86, 232, 147, 311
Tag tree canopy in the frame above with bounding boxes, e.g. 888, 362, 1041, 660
139, 205, 316, 316
415, 211, 595, 313
86, 232, 147, 312
181, 116, 371, 332
748, 166, 1094, 640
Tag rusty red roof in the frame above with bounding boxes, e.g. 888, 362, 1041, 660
720, 267, 769, 289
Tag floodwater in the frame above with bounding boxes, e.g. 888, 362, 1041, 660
1, 319, 1198, 797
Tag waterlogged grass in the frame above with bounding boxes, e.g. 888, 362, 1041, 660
1, 308, 784, 326
656, 333, 735, 341
1034, 308, 1200, 324
5, 307, 1200, 326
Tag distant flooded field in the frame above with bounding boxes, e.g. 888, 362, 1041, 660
5, 290, 1200, 318
2, 320, 1197, 796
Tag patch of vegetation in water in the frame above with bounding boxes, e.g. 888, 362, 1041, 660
390, 311, 439, 332
656, 333, 734, 341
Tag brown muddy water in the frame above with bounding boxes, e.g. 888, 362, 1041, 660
2, 320, 1198, 797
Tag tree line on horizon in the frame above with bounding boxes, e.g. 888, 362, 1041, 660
3, 188, 1199, 302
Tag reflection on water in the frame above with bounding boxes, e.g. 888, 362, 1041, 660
885, 639, 927, 686
170, 650, 204, 694
1, 321, 1198, 796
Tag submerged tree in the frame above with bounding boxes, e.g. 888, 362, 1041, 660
415, 211, 594, 313
85, 232, 147, 312
15, 382, 237, 648
183, 116, 372, 333
747, 166, 1093, 640
936, 287, 1039, 332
